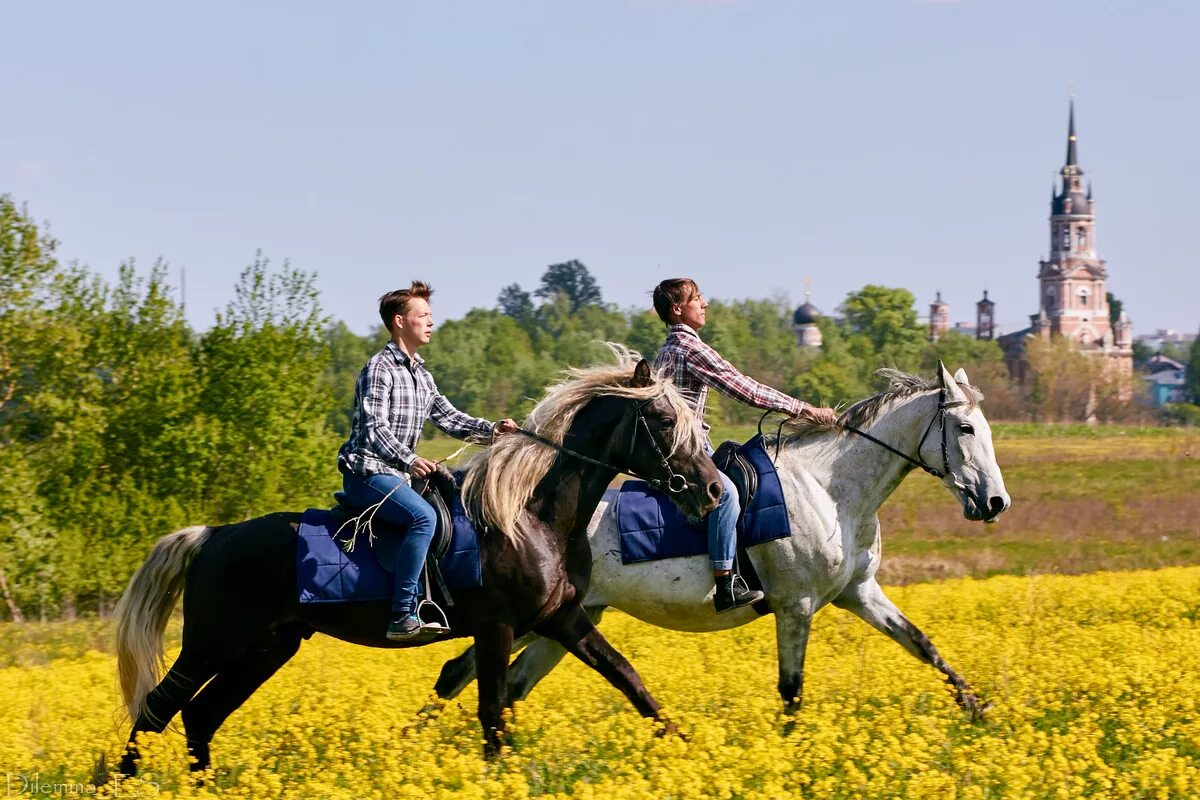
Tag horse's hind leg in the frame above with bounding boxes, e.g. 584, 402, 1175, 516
834, 577, 989, 719
118, 651, 216, 777
180, 626, 304, 771
536, 603, 668, 729
432, 631, 539, 702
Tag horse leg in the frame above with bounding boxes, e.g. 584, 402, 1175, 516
180, 627, 303, 771
432, 631, 539, 702
118, 651, 216, 777
509, 607, 606, 704
474, 623, 515, 758
774, 604, 814, 713
833, 576, 989, 719
535, 603, 670, 730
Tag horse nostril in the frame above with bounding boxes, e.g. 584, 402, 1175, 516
708, 481, 723, 503
988, 496, 1005, 516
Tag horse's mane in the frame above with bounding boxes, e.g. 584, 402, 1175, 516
460, 343, 705, 544
767, 368, 984, 447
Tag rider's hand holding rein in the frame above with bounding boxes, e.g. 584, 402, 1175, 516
492, 418, 519, 436
796, 404, 839, 427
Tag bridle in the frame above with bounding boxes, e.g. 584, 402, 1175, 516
514, 396, 692, 494
765, 388, 970, 490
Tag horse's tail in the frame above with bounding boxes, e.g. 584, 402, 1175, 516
114, 525, 213, 721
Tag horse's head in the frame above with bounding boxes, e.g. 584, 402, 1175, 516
924, 362, 1011, 523
620, 359, 723, 519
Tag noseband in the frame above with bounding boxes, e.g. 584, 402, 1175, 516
514, 397, 692, 494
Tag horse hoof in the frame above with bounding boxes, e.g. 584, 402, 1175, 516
654, 719, 687, 742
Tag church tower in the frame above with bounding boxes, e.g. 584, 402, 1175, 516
976, 290, 995, 340
1025, 100, 1132, 377
929, 291, 950, 342
1034, 101, 1109, 344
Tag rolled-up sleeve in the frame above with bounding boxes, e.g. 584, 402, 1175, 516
688, 343, 804, 415
429, 392, 495, 441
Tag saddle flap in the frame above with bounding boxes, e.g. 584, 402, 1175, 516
712, 439, 757, 518
330, 474, 454, 573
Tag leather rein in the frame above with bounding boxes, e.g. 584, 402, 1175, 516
514, 397, 692, 494
762, 388, 969, 489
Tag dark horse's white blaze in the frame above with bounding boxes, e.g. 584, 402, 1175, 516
435, 363, 1010, 716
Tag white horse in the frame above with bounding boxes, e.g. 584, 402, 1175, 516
433, 363, 1010, 716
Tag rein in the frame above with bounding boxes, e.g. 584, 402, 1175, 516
762, 388, 969, 487
514, 398, 691, 494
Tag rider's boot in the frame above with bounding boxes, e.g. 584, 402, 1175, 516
714, 572, 763, 613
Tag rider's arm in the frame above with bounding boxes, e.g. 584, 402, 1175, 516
358, 361, 419, 469
428, 383, 495, 441
687, 341, 806, 416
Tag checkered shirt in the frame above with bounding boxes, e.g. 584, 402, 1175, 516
653, 323, 804, 436
337, 341, 495, 479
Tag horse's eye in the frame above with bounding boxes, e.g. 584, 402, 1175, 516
959, 424, 975, 436
661, 417, 676, 429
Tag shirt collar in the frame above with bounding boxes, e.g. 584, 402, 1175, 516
668, 323, 701, 340
385, 340, 424, 368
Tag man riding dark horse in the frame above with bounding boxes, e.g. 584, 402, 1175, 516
337, 281, 518, 641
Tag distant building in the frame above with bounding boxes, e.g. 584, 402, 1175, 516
929, 292, 950, 342
997, 100, 1134, 383
792, 291, 823, 348
1143, 356, 1187, 406
976, 291, 995, 340
1134, 329, 1197, 352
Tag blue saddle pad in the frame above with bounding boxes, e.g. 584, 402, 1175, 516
616, 435, 791, 565
295, 495, 483, 604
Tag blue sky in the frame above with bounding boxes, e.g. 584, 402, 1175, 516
2, 1, 1197, 336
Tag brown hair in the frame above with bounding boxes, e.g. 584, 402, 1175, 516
652, 278, 698, 323
379, 281, 433, 332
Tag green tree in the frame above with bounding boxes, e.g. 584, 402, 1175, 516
1107, 292, 1123, 327
1187, 331, 1200, 404
840, 285, 927, 378
534, 260, 603, 311
497, 283, 535, 325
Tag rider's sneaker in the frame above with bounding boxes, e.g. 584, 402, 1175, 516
386, 612, 424, 641
714, 573, 764, 613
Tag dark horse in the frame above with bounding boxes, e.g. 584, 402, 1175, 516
112, 353, 721, 775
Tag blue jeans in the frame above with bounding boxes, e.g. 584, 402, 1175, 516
341, 472, 436, 614
705, 446, 741, 571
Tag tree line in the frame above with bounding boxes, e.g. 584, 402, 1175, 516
0, 195, 1192, 619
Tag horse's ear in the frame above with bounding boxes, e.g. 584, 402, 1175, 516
631, 359, 654, 388
954, 367, 970, 385
937, 360, 950, 388
938, 361, 967, 403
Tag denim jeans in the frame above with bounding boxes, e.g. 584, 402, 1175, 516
705, 445, 741, 571
341, 472, 437, 614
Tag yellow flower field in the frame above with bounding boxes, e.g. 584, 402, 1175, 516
3, 567, 1198, 799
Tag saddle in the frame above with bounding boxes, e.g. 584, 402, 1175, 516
329, 469, 462, 638
331, 469, 457, 572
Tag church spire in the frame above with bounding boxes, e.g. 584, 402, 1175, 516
1065, 99, 1078, 167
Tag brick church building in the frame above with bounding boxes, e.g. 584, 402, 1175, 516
992, 101, 1134, 381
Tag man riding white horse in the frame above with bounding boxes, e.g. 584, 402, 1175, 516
651, 278, 838, 612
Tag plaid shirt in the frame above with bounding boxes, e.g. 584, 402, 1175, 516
337, 341, 495, 479
653, 323, 804, 435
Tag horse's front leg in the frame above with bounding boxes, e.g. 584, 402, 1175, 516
473, 623, 515, 757
774, 603, 814, 713
833, 576, 989, 719
536, 602, 673, 733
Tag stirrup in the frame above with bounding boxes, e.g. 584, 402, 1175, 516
416, 598, 451, 635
